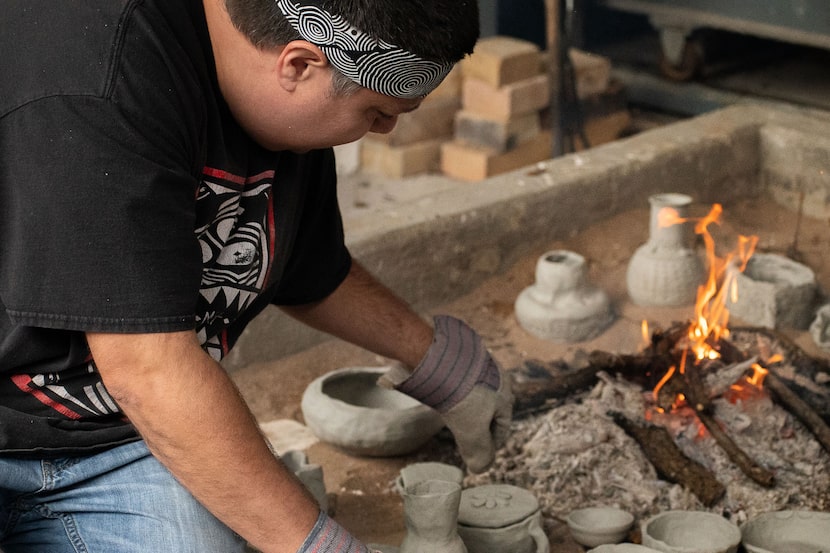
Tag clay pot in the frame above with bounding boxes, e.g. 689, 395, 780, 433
515, 250, 614, 343
740, 510, 830, 553
400, 479, 467, 553
457, 484, 550, 553
809, 304, 830, 351
300, 367, 444, 457
626, 193, 705, 306
567, 507, 634, 547
726, 253, 817, 329
395, 462, 464, 495
641, 510, 740, 553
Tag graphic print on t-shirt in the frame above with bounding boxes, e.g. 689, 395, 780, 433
195, 168, 276, 360
10, 363, 121, 419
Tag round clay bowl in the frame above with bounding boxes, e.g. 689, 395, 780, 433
641, 511, 740, 553
741, 510, 830, 553
301, 367, 444, 457
567, 507, 634, 547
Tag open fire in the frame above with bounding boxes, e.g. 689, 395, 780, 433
647, 202, 761, 413
465, 200, 830, 531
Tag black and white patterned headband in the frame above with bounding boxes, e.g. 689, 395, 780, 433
276, 0, 454, 99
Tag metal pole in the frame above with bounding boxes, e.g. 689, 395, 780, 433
545, 0, 564, 157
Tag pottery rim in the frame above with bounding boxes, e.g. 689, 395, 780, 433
641, 510, 741, 553
567, 507, 634, 547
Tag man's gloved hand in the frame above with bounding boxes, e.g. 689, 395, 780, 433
297, 510, 380, 553
380, 315, 513, 473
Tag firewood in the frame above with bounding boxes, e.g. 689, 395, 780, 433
609, 411, 725, 506
683, 367, 776, 488
763, 368, 830, 454
510, 349, 675, 416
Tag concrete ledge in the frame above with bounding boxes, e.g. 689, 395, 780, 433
222, 103, 830, 371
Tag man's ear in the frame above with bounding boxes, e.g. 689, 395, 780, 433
276, 40, 328, 92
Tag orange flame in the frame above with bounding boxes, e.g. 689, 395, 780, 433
650, 203, 760, 409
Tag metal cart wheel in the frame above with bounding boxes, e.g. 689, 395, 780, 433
656, 26, 704, 81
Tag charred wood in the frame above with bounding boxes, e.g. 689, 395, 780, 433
683, 367, 776, 488
763, 368, 830, 454
610, 411, 726, 506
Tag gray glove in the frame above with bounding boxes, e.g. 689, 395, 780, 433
381, 315, 513, 473
297, 511, 378, 553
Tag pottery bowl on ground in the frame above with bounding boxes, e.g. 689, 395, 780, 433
741, 510, 830, 553
301, 367, 444, 457
567, 507, 634, 548
641, 511, 740, 553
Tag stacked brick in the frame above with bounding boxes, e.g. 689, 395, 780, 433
359, 68, 462, 178
359, 36, 629, 182
552, 49, 631, 151
441, 36, 552, 182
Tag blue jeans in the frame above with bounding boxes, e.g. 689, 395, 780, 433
0, 441, 246, 553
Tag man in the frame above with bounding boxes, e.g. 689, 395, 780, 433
0, 0, 512, 551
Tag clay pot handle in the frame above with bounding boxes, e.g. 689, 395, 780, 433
527, 512, 550, 553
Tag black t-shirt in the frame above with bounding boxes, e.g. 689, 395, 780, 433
0, 0, 351, 456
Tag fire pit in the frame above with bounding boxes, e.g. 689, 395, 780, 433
230, 103, 830, 550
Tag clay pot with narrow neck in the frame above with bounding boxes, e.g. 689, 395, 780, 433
626, 193, 705, 307
515, 250, 614, 343
400, 480, 467, 553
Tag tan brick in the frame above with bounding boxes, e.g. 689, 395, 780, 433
440, 131, 552, 182
462, 74, 550, 119
461, 36, 542, 87
540, 48, 612, 99
574, 111, 632, 151
360, 137, 445, 178
454, 110, 541, 153
366, 97, 460, 147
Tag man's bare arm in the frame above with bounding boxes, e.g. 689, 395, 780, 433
281, 261, 433, 369
87, 330, 320, 553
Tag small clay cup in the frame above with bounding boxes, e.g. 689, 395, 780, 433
567, 507, 634, 547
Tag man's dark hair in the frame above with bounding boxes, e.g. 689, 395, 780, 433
223, 0, 480, 64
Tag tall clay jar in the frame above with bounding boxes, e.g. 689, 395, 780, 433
400, 480, 467, 553
626, 193, 704, 307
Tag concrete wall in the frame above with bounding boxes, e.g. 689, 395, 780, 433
222, 103, 830, 371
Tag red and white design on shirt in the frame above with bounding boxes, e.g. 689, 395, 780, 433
195, 167, 276, 360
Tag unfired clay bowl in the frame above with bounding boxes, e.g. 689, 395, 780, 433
641, 511, 740, 553
741, 510, 830, 553
301, 367, 444, 457
567, 507, 634, 547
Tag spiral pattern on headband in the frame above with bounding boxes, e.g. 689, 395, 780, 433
276, 0, 453, 99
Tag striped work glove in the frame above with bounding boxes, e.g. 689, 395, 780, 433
297, 511, 379, 553
380, 315, 513, 473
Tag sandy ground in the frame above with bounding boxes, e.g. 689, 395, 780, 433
231, 194, 830, 550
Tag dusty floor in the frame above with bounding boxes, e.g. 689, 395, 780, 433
231, 193, 830, 550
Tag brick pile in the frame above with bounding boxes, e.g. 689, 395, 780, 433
359, 36, 630, 181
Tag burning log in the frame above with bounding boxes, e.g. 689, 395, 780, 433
609, 411, 725, 507
732, 326, 830, 421
510, 348, 674, 417
683, 366, 776, 488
